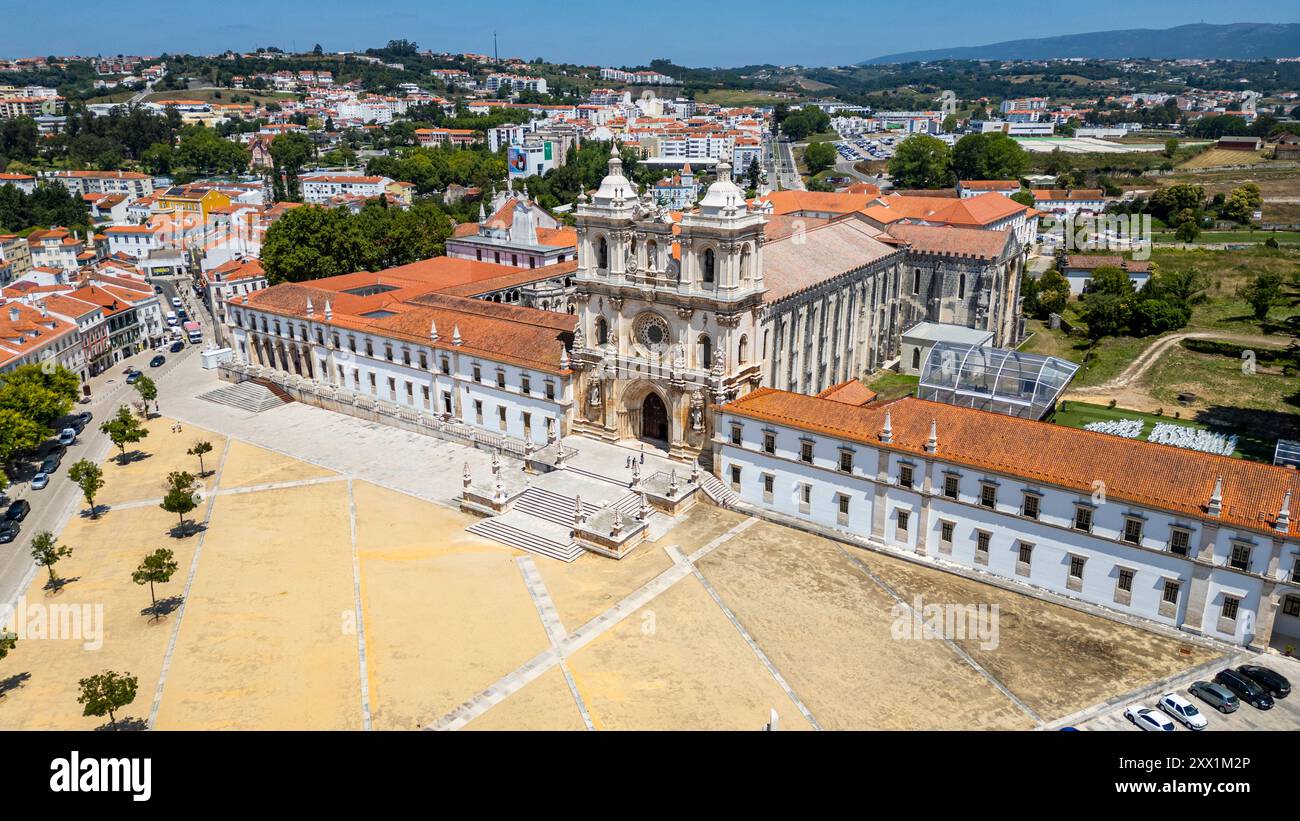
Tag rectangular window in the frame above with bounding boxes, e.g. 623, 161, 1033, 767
1117, 568, 1134, 592
1221, 597, 1239, 622
498, 406, 507, 430
419, 351, 428, 370
1169, 528, 1190, 556
837, 494, 850, 526
975, 530, 990, 564
1229, 543, 1251, 571
943, 475, 959, 500
1016, 542, 1033, 576
474, 400, 483, 424
521, 375, 531, 395
1073, 506, 1093, 532
895, 509, 910, 541
1162, 580, 1180, 604
496, 371, 506, 389
387, 377, 396, 400
1283, 595, 1300, 618
545, 382, 556, 400
730, 465, 741, 491
472, 364, 481, 383
979, 484, 997, 509
440, 357, 450, 374
1067, 555, 1086, 592
731, 424, 742, 446
763, 433, 776, 455
899, 464, 914, 489
799, 483, 811, 514
421, 385, 430, 407
762, 473, 774, 503
1022, 493, 1039, 520
800, 441, 813, 464
839, 450, 853, 473
1122, 518, 1143, 545
939, 521, 954, 553
405, 381, 413, 400
1292, 558, 1300, 584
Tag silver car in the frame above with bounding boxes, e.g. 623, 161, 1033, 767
1188, 680, 1239, 714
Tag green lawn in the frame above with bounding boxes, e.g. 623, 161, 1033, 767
1153, 231, 1300, 245
1050, 401, 1256, 460
863, 371, 920, 401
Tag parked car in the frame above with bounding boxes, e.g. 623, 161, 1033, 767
30, 471, 49, 490
126, 370, 142, 384
41, 452, 61, 473
1237, 665, 1291, 699
5, 499, 30, 522
153, 285, 163, 294
0, 520, 19, 543
76, 410, 92, 425
1189, 680, 1239, 713
149, 355, 165, 368
57, 427, 77, 446
170, 340, 185, 353
171, 296, 182, 309
1158, 692, 1207, 730
1124, 705, 1176, 731
1215, 669, 1274, 710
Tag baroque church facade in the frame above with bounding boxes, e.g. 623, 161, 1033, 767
569, 147, 1028, 464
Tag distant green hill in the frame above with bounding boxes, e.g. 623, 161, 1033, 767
862, 22, 1300, 64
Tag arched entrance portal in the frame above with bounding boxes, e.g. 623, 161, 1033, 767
641, 392, 669, 444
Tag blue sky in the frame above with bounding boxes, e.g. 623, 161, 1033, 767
2, 1, 1297, 67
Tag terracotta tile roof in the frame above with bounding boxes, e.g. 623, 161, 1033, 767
816, 380, 877, 406
862, 192, 1030, 228
722, 389, 1300, 538
885, 223, 1015, 261
959, 180, 1020, 190
1030, 189, 1105, 201
757, 190, 879, 216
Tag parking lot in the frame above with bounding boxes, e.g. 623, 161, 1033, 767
833, 136, 896, 164
1080, 653, 1300, 731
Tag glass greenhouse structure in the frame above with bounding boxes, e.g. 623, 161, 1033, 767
917, 341, 1079, 420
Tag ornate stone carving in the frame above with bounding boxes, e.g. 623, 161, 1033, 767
689, 391, 704, 431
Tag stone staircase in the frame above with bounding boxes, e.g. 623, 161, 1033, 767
197, 382, 289, 414
466, 512, 584, 563
697, 471, 740, 508
513, 486, 601, 526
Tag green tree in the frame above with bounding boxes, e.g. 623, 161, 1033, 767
100, 404, 149, 464
887, 134, 952, 189
188, 440, 214, 475
1174, 218, 1200, 244
67, 459, 105, 519
173, 125, 250, 175
0, 364, 78, 432
1129, 298, 1188, 336
1035, 269, 1071, 317
0, 407, 46, 469
1237, 272, 1284, 321
133, 374, 158, 415
77, 670, 138, 730
132, 548, 179, 617
1163, 138, 1179, 159
159, 471, 200, 533
1080, 292, 1132, 340
803, 141, 836, 175
952, 132, 1027, 182
1221, 183, 1262, 224
1010, 190, 1035, 209
0, 629, 15, 663
31, 531, 72, 584
269, 132, 316, 201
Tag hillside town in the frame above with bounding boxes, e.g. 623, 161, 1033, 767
1, 16, 1299, 763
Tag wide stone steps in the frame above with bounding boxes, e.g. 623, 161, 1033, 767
197, 382, 288, 414
562, 464, 629, 487
466, 516, 584, 563
698, 471, 739, 508
513, 487, 602, 526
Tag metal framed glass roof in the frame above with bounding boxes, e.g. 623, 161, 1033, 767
917, 341, 1079, 420
1275, 439, 1300, 469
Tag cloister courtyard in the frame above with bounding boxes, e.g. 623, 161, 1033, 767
0, 402, 1231, 731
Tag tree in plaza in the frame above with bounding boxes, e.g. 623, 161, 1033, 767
76, 671, 138, 731
803, 141, 836, 176
1237, 272, 1284, 321
132, 548, 179, 618
30, 531, 72, 585
159, 471, 200, 534
101, 404, 150, 464
187, 440, 213, 476
887, 134, 953, 189
133, 374, 158, 416
67, 459, 105, 519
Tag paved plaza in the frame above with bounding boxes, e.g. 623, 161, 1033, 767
0, 359, 1287, 730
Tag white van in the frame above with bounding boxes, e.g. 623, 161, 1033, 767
166, 311, 178, 326
171, 296, 182, 309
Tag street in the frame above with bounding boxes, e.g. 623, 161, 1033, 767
0, 277, 209, 611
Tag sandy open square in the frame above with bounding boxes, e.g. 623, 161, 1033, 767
96, 415, 225, 507
0, 426, 1222, 732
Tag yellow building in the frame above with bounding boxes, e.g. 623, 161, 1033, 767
155, 186, 233, 224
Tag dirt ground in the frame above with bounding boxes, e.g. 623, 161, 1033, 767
0, 428, 1221, 731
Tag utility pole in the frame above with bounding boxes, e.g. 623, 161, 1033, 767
494, 32, 499, 65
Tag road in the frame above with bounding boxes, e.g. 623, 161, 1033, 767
0, 278, 208, 611
770, 137, 804, 191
